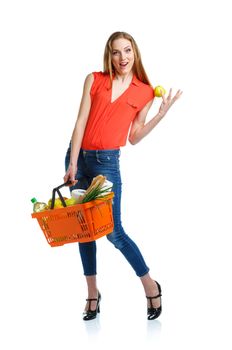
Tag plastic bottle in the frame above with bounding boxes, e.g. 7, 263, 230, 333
31, 197, 48, 212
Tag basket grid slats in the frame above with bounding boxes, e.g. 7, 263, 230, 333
32, 193, 114, 247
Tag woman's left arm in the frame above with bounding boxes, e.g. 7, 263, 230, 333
129, 88, 183, 145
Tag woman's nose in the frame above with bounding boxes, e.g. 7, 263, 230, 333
120, 52, 126, 60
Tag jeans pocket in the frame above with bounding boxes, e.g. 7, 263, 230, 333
96, 152, 120, 166
96, 153, 111, 165
96, 152, 119, 171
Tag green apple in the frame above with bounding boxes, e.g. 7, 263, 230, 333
65, 198, 77, 206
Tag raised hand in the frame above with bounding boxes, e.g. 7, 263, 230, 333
158, 88, 183, 117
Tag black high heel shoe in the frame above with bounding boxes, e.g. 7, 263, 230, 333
146, 281, 162, 320
83, 292, 101, 321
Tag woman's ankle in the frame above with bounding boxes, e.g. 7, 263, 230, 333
86, 275, 98, 297
140, 273, 157, 295
87, 288, 98, 298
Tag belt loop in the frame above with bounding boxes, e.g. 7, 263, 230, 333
96, 150, 99, 162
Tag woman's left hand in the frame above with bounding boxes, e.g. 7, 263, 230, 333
158, 88, 183, 117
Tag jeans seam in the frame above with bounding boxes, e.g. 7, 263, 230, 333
111, 230, 149, 277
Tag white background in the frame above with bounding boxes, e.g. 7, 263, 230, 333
0, 0, 232, 349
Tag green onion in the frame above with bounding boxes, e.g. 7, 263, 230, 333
81, 184, 112, 203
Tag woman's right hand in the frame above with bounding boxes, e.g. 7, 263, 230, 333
63, 164, 78, 187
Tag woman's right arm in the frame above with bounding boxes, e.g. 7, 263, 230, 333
64, 73, 94, 185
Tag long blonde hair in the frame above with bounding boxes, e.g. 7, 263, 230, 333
103, 31, 152, 86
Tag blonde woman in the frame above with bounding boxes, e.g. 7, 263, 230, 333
64, 31, 182, 321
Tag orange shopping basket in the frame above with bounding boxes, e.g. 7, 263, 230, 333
31, 182, 114, 247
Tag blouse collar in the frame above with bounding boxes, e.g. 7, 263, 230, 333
106, 73, 141, 90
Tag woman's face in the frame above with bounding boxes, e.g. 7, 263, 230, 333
111, 38, 135, 76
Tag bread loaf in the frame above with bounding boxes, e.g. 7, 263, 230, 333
83, 175, 106, 197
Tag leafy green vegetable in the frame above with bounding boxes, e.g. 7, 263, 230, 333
81, 184, 112, 203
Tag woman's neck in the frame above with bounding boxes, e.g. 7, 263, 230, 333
114, 71, 133, 83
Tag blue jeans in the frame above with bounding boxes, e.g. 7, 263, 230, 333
65, 146, 150, 277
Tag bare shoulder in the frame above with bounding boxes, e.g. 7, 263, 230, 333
81, 73, 94, 96
84, 73, 94, 87
85, 73, 94, 82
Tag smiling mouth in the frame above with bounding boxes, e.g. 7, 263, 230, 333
120, 62, 128, 68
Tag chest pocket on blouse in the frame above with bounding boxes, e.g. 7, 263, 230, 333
126, 99, 138, 110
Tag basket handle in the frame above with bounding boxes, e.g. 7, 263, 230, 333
50, 181, 72, 209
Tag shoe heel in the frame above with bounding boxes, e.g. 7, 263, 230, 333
155, 281, 161, 294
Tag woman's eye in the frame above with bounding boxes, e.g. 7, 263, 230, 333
112, 48, 131, 55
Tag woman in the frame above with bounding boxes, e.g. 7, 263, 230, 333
64, 31, 182, 321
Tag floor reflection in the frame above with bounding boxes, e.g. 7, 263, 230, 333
83, 315, 101, 338
147, 319, 162, 340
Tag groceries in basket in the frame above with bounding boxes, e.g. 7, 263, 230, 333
31, 175, 113, 213
75, 175, 113, 204
31, 198, 49, 212
71, 189, 86, 203
31, 175, 114, 246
